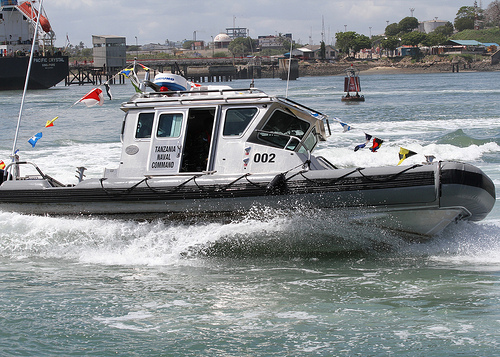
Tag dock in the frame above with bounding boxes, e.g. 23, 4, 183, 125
65, 58, 271, 86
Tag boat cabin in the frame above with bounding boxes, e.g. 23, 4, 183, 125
110, 87, 329, 179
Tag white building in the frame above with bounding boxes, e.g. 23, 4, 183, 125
418, 20, 449, 33
258, 34, 292, 49
214, 33, 231, 49
296, 45, 337, 60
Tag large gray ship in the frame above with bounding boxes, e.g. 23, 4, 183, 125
0, 0, 68, 90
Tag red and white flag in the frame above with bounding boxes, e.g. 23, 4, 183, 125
74, 88, 104, 107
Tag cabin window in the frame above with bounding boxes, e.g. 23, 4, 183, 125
257, 109, 310, 150
223, 108, 257, 136
298, 128, 318, 154
135, 112, 154, 139
157, 113, 183, 138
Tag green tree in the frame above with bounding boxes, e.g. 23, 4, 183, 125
423, 33, 447, 47
319, 41, 326, 59
385, 23, 400, 36
381, 36, 400, 56
182, 40, 195, 50
399, 17, 419, 33
401, 32, 427, 57
81, 48, 93, 57
282, 39, 294, 51
401, 31, 427, 46
335, 31, 358, 54
433, 22, 454, 37
228, 37, 257, 57
454, 6, 476, 31
353, 35, 371, 52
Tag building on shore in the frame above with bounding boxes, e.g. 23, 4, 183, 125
418, 19, 449, 33
258, 34, 292, 49
214, 33, 231, 49
92, 35, 126, 69
226, 27, 247, 39
295, 45, 337, 60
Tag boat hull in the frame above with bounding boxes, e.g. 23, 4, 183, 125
0, 55, 69, 90
0, 161, 494, 237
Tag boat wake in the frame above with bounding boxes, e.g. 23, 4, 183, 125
397, 221, 500, 268
1, 207, 499, 264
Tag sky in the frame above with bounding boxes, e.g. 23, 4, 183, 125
40, 0, 495, 48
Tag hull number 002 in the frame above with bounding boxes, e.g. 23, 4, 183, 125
254, 153, 276, 163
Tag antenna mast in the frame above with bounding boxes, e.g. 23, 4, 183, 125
321, 16, 325, 44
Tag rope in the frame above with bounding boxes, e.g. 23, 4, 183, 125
286, 164, 422, 187
143, 174, 203, 194
218, 173, 253, 191
355, 164, 422, 182
99, 177, 149, 196
245, 174, 262, 188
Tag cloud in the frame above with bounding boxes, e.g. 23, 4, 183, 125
42, 0, 494, 47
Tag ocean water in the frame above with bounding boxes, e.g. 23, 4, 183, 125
0, 71, 499, 356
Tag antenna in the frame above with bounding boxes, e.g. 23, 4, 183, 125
12, 0, 44, 171
285, 35, 293, 98
321, 16, 325, 44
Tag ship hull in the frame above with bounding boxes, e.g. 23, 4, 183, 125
0, 55, 69, 90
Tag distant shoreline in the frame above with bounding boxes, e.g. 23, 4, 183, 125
293, 59, 500, 77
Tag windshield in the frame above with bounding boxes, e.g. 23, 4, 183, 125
256, 109, 311, 150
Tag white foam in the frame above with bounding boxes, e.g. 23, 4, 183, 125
315, 141, 499, 168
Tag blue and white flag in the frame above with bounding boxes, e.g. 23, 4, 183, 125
28, 132, 42, 147
340, 122, 352, 132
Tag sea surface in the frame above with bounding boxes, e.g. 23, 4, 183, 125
0, 71, 499, 356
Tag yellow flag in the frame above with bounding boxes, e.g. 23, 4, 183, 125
398, 147, 417, 165
45, 116, 59, 128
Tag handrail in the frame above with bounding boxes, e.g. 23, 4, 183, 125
149, 87, 266, 97
316, 156, 338, 170
123, 89, 272, 108
3, 161, 65, 187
